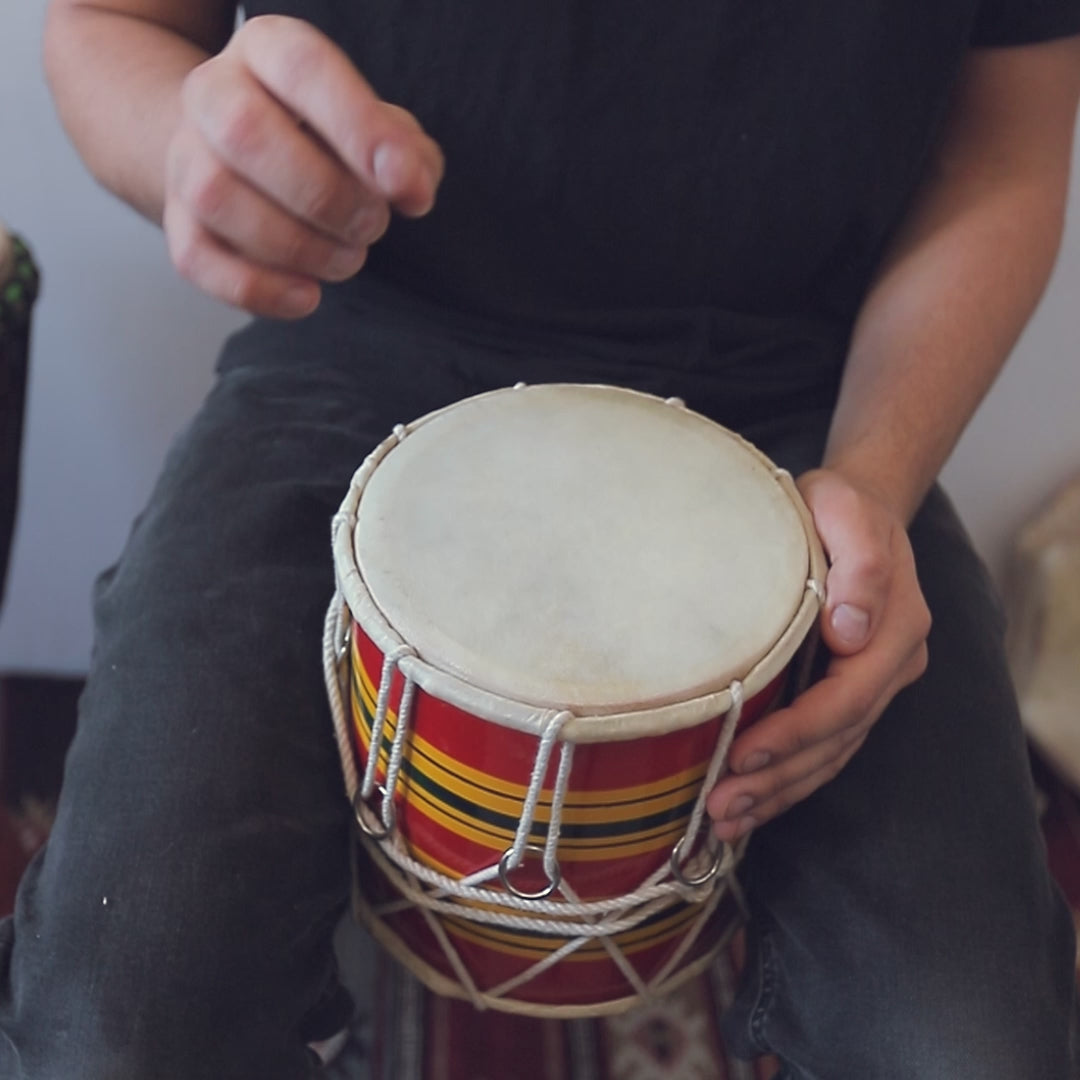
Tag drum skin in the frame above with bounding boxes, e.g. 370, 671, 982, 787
348, 621, 785, 1007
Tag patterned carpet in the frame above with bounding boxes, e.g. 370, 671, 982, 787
0, 684, 1076, 1078
326, 905, 779, 1080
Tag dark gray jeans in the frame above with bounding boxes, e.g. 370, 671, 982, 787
0, 280, 1074, 1078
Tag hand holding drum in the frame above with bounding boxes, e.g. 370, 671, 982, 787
163, 15, 443, 318
707, 470, 931, 842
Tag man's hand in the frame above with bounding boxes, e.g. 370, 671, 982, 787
164, 15, 444, 318
705, 468, 931, 841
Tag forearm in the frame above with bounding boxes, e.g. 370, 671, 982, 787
825, 165, 1066, 523
824, 42, 1080, 524
44, 3, 232, 223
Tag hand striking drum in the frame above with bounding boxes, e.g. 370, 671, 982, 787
323, 383, 825, 1017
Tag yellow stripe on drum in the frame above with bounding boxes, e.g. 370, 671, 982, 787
352, 678, 697, 851
397, 776, 691, 862
350, 659, 708, 816
352, 654, 710, 808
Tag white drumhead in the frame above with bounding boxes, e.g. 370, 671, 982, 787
355, 385, 809, 713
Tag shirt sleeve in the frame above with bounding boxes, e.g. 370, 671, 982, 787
970, 0, 1080, 46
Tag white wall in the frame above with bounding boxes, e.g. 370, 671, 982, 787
1, 1, 1079, 675
0, 0, 245, 673
940, 200, 1080, 575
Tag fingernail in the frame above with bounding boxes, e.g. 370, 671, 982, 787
831, 603, 870, 647
735, 816, 758, 839
713, 819, 738, 842
345, 209, 379, 246
740, 751, 770, 773
373, 143, 407, 193
280, 284, 319, 317
728, 794, 754, 819
327, 246, 366, 279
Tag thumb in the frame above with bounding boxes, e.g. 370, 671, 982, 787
798, 470, 894, 656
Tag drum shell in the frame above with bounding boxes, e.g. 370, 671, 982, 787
347, 619, 788, 1008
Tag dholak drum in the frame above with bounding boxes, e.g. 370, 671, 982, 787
324, 383, 825, 1017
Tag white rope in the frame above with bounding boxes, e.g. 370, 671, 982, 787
559, 876, 651, 1000
483, 934, 592, 1001
646, 877, 726, 991
417, 897, 486, 1010
673, 680, 743, 879
506, 711, 571, 870
543, 739, 575, 878
362, 643, 416, 800
323, 593, 358, 800
381, 672, 416, 830
365, 838, 701, 936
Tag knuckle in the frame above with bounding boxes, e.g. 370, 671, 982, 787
179, 59, 214, 114
849, 547, 891, 592
326, 245, 368, 281
916, 601, 933, 640
346, 201, 390, 245
296, 176, 345, 229
268, 35, 324, 101
215, 95, 267, 161
166, 221, 202, 283
364, 201, 391, 242
222, 269, 260, 311
277, 227, 318, 272
909, 642, 930, 681
836, 483, 865, 521
789, 727, 816, 756
826, 749, 851, 782
187, 159, 233, 222
844, 686, 875, 721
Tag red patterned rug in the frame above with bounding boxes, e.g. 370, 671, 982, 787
364, 936, 778, 1080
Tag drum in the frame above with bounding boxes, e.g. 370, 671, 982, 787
1, 223, 40, 609
324, 383, 825, 1017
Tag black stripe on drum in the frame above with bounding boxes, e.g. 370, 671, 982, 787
403, 769, 693, 856
352, 678, 700, 831
393, 749, 698, 844
350, 663, 706, 813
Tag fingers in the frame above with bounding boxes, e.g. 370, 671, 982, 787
712, 730, 869, 842
163, 15, 443, 315
703, 468, 933, 838
181, 54, 393, 244
706, 633, 927, 840
799, 470, 896, 655
167, 126, 384, 281
228, 16, 443, 216
164, 201, 321, 319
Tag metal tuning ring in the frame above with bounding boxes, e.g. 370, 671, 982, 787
353, 784, 396, 841
336, 614, 352, 662
669, 834, 724, 888
498, 844, 561, 900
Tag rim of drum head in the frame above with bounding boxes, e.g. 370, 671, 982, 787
332, 384, 825, 744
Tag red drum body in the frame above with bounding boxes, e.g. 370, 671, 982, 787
325, 384, 825, 1017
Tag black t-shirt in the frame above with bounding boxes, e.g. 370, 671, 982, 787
244, 1, 1080, 339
